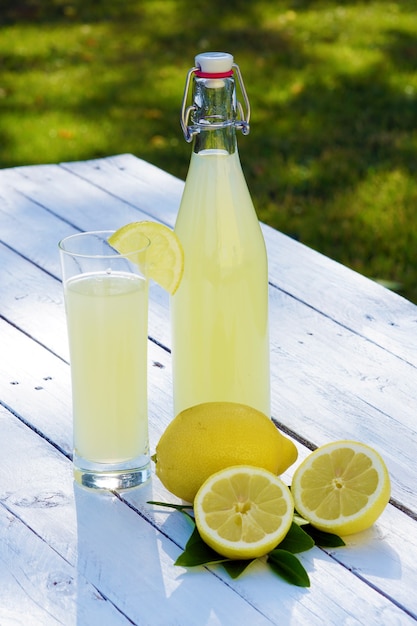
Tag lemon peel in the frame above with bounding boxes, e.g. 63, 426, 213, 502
108, 221, 184, 294
153, 401, 298, 502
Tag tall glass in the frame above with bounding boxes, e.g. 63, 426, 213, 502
59, 230, 151, 490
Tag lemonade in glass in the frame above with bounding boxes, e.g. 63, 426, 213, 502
59, 230, 150, 490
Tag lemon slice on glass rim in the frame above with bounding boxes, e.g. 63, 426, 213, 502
194, 465, 294, 560
108, 221, 184, 295
291, 440, 391, 536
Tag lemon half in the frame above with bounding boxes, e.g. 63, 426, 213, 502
108, 221, 184, 294
194, 465, 294, 560
291, 440, 391, 536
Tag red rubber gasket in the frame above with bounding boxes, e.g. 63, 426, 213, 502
194, 70, 234, 78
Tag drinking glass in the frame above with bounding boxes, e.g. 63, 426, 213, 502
59, 230, 151, 490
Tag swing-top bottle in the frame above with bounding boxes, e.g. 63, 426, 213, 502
171, 52, 270, 417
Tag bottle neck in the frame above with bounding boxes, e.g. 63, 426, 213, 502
193, 126, 237, 155
190, 76, 237, 155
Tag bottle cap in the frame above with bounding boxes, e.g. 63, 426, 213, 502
195, 52, 234, 77
181, 52, 250, 139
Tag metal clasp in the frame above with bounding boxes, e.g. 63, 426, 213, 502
180, 63, 251, 142
232, 63, 251, 136
180, 66, 199, 143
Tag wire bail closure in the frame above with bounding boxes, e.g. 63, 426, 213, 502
180, 63, 251, 143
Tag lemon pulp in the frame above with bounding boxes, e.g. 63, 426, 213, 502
291, 440, 391, 535
194, 465, 294, 560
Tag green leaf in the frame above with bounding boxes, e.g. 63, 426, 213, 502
278, 522, 315, 553
267, 549, 310, 587
175, 525, 254, 577
175, 525, 227, 567
222, 559, 255, 579
302, 524, 346, 547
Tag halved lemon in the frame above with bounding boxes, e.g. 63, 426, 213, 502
291, 440, 391, 536
108, 221, 184, 294
194, 465, 294, 560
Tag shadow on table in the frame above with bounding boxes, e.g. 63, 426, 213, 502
75, 480, 260, 625
74, 480, 168, 625
126, 485, 278, 625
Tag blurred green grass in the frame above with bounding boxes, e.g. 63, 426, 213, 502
1, 0, 417, 303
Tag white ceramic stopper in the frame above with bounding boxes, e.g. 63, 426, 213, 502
195, 52, 233, 74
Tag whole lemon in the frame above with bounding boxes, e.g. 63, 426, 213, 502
153, 402, 298, 502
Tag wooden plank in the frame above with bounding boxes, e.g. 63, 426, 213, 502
0, 505, 133, 625
0, 182, 73, 278
263, 222, 417, 370
0, 242, 68, 356
1, 164, 147, 231
60, 153, 184, 222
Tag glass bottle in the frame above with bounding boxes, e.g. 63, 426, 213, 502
171, 52, 270, 417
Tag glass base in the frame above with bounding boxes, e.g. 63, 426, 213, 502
73, 453, 151, 490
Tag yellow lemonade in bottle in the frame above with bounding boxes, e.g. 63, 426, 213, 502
171, 149, 270, 416
171, 52, 270, 417
65, 271, 148, 463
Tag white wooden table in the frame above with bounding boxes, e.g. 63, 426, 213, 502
1, 154, 417, 626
